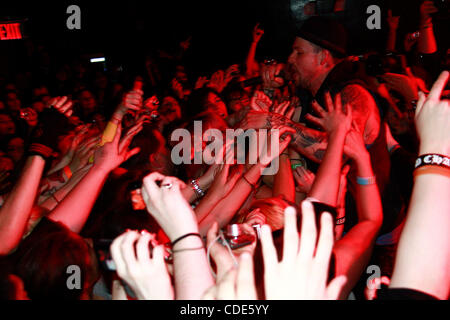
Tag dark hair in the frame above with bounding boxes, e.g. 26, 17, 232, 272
81, 170, 160, 240
184, 87, 222, 120
14, 220, 98, 300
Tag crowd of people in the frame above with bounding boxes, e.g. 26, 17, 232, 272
0, 1, 449, 300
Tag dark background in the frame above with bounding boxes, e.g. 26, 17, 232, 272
0, 0, 448, 78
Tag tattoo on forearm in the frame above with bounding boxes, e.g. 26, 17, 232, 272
292, 127, 325, 149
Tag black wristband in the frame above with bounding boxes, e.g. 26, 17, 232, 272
171, 233, 202, 248
415, 154, 450, 170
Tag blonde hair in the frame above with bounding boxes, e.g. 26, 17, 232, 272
238, 197, 293, 231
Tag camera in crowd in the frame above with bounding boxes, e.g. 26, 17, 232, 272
218, 224, 258, 250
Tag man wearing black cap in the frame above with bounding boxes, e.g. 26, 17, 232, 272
244, 16, 394, 299
254, 16, 383, 166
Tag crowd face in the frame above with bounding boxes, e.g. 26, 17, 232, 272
7, 137, 25, 162
160, 96, 182, 123
0, 114, 16, 136
79, 90, 97, 115
5, 92, 21, 112
0, 155, 14, 172
287, 37, 323, 91
205, 92, 228, 119
228, 91, 250, 113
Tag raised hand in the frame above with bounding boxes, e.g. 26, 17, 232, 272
141, 172, 198, 241
250, 90, 272, 112
110, 230, 174, 300
420, 0, 438, 25
387, 9, 400, 30
47, 96, 73, 117
305, 92, 352, 136
69, 135, 101, 173
171, 78, 185, 100
144, 95, 159, 111
415, 71, 450, 156
93, 123, 141, 173
225, 64, 240, 84
116, 82, 144, 118
252, 23, 264, 43
195, 76, 209, 90
273, 100, 294, 119
261, 63, 285, 89
203, 251, 257, 300
258, 125, 295, 166
239, 110, 271, 130
293, 166, 315, 194
343, 121, 369, 161
260, 202, 347, 299
20, 107, 38, 127
207, 70, 227, 93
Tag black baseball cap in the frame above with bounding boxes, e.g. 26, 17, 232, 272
296, 16, 349, 58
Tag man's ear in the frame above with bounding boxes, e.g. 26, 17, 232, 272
319, 49, 332, 67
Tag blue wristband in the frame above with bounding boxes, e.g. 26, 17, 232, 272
356, 176, 376, 186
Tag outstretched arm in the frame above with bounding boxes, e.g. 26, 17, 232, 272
333, 120, 383, 299
305, 93, 352, 205
141, 172, 214, 299
417, 1, 438, 54
0, 99, 75, 254
386, 9, 400, 52
245, 23, 264, 78
389, 71, 450, 299
48, 124, 141, 233
0, 156, 45, 255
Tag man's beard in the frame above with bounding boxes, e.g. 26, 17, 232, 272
287, 63, 308, 90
